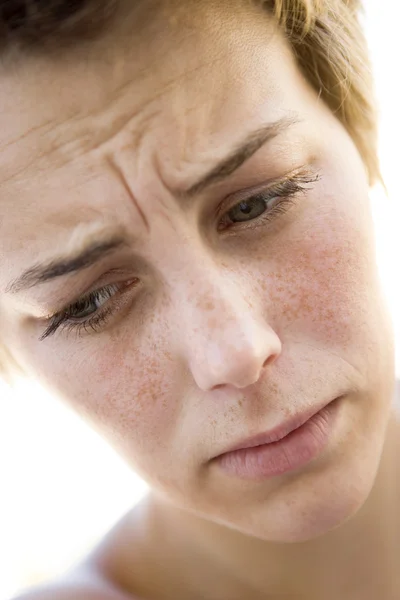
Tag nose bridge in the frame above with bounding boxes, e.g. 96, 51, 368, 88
172, 259, 282, 391
192, 263, 244, 323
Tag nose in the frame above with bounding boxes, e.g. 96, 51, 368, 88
174, 269, 282, 392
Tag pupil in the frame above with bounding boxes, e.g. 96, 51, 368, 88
75, 299, 95, 318
239, 201, 252, 214
226, 195, 267, 224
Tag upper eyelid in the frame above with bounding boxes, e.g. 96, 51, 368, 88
65, 288, 102, 312
217, 171, 308, 216
216, 181, 272, 219
42, 271, 131, 319
67, 283, 122, 314
40, 284, 124, 339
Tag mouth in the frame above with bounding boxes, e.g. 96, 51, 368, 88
213, 396, 343, 481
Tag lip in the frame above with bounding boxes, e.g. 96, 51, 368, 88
221, 398, 335, 454
214, 396, 342, 480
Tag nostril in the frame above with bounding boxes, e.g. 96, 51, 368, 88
263, 352, 279, 368
212, 383, 225, 391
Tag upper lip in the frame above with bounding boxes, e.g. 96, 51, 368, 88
217, 398, 335, 456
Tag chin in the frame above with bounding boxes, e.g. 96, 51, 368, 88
209, 415, 389, 545
258, 482, 370, 544
239, 439, 386, 544
212, 389, 393, 544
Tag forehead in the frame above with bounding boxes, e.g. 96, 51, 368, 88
0, 3, 298, 172
0, 2, 320, 264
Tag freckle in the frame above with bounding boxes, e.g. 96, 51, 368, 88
207, 316, 218, 329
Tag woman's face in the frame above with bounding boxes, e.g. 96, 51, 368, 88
0, 2, 395, 542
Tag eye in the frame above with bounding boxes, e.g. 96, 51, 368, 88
40, 280, 137, 340
218, 170, 320, 231
68, 285, 118, 320
226, 194, 273, 223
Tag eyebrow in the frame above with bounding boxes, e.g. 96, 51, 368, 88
181, 114, 301, 198
6, 237, 126, 294
6, 115, 300, 295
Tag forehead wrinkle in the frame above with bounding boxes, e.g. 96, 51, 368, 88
0, 118, 55, 155
106, 154, 150, 233
88, 57, 224, 165
0, 6, 248, 185
0, 102, 157, 190
42, 45, 215, 169
43, 97, 156, 169
0, 76, 158, 187
0, 118, 62, 187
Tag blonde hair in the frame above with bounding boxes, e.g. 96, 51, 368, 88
268, 0, 379, 185
0, 0, 379, 379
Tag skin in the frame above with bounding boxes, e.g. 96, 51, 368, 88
2, 1, 399, 599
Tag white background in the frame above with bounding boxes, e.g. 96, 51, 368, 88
1, 2, 399, 598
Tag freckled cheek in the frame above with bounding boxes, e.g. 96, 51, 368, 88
41, 328, 184, 465
264, 211, 378, 342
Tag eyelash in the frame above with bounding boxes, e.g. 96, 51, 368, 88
40, 282, 134, 341
40, 169, 320, 340
218, 169, 320, 231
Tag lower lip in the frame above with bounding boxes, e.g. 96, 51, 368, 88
215, 398, 341, 481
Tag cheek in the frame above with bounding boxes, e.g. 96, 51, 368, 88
87, 342, 196, 489
25, 316, 183, 481
264, 192, 391, 373
274, 224, 369, 337
232, 174, 376, 342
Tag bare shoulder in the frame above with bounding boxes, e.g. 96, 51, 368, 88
12, 565, 138, 600
13, 502, 149, 600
